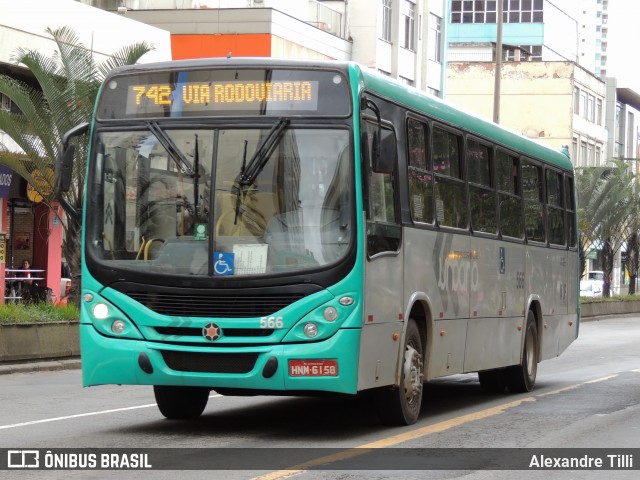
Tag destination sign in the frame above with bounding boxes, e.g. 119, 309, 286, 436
97, 68, 350, 119
126, 80, 318, 114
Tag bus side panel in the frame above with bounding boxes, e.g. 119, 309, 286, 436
358, 246, 404, 390
558, 248, 580, 354
527, 244, 566, 360
357, 322, 404, 390
464, 236, 525, 372
403, 228, 469, 379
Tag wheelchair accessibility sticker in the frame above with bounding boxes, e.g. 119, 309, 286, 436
214, 252, 234, 275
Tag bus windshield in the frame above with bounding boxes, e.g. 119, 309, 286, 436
87, 126, 352, 277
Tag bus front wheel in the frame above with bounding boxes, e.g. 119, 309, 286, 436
374, 319, 424, 425
153, 386, 210, 419
505, 311, 538, 393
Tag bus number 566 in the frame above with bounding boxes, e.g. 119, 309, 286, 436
260, 316, 284, 329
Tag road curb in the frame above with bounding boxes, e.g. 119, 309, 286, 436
0, 357, 81, 375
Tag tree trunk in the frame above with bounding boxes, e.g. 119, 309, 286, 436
627, 232, 639, 295
602, 239, 614, 298
579, 239, 586, 280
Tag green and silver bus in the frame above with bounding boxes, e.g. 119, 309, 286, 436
57, 58, 579, 425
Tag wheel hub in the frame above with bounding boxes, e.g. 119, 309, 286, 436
403, 344, 423, 402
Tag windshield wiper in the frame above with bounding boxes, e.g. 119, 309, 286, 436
231, 118, 289, 226
238, 118, 289, 187
146, 121, 195, 176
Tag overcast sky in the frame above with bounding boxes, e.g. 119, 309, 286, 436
605, 0, 640, 92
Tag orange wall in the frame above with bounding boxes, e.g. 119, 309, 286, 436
172, 34, 272, 59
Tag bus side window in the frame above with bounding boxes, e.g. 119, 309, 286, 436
496, 150, 524, 239
407, 117, 433, 224
546, 169, 565, 246
433, 126, 467, 229
522, 160, 545, 243
565, 175, 577, 248
467, 139, 496, 234
363, 120, 400, 256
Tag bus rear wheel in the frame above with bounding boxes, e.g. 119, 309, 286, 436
505, 311, 538, 393
374, 319, 424, 425
153, 386, 210, 419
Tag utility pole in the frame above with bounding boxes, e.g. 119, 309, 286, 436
493, 0, 503, 124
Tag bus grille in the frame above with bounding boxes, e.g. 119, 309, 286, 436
155, 327, 274, 337
161, 350, 258, 374
128, 292, 304, 318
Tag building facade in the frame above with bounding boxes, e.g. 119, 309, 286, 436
446, 60, 607, 166
80, 0, 448, 96
0, 0, 171, 302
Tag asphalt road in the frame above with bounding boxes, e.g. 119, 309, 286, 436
1, 315, 639, 480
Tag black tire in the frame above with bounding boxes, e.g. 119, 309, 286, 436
374, 319, 424, 426
505, 311, 539, 393
153, 386, 210, 419
478, 368, 506, 393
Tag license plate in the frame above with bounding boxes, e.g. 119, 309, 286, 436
288, 359, 338, 377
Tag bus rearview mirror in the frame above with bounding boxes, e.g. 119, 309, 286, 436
371, 129, 396, 174
55, 145, 74, 193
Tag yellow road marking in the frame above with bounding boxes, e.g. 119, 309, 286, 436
251, 396, 535, 480
584, 374, 619, 384
251, 373, 624, 480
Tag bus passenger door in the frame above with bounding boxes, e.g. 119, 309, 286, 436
358, 118, 405, 391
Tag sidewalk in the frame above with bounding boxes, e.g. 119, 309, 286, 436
0, 357, 81, 375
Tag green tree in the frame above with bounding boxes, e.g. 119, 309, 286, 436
576, 160, 636, 297
0, 26, 153, 306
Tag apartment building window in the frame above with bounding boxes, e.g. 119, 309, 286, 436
399, 76, 415, 86
579, 91, 587, 118
451, 0, 544, 24
587, 94, 595, 122
615, 103, 624, 158
401, 0, 416, 50
574, 86, 604, 125
504, 44, 542, 62
429, 13, 442, 62
595, 145, 601, 165
627, 112, 635, 159
587, 144, 595, 166
572, 138, 578, 162
580, 141, 587, 166
522, 45, 542, 61
381, 0, 392, 42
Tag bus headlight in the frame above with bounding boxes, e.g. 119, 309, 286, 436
303, 322, 319, 338
323, 306, 338, 322
339, 296, 354, 306
92, 303, 109, 319
111, 320, 126, 334
83, 291, 144, 340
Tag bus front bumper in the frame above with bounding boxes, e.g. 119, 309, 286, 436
80, 324, 361, 395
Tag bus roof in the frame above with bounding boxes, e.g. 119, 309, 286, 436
350, 63, 574, 172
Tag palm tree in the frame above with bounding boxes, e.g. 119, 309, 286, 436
576, 160, 636, 296
0, 26, 153, 306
